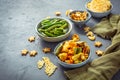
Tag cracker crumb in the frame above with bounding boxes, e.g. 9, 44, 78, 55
86, 31, 96, 41
84, 26, 91, 32
21, 49, 29, 55
55, 11, 61, 16
37, 60, 44, 69
29, 50, 37, 56
94, 41, 102, 47
96, 50, 104, 56
43, 47, 51, 53
28, 36, 35, 42
42, 57, 57, 76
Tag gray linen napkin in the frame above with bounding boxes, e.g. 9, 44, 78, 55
64, 14, 120, 80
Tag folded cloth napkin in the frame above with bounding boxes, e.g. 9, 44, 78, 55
64, 14, 120, 80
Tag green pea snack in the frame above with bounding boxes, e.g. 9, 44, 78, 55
37, 18, 69, 37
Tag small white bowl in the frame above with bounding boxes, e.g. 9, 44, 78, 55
35, 17, 72, 42
85, 2, 113, 18
68, 10, 91, 27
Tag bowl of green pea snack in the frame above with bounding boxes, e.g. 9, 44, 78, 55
36, 17, 72, 42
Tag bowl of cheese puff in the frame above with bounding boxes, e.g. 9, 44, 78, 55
85, 0, 113, 18
54, 34, 91, 68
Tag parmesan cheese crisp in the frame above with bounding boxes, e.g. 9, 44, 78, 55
42, 57, 57, 76
87, 0, 111, 12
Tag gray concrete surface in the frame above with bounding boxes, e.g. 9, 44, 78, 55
0, 0, 120, 80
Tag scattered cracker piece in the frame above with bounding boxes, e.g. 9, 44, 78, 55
88, 35, 96, 41
42, 57, 57, 76
37, 60, 44, 69
29, 50, 37, 56
96, 50, 104, 56
84, 26, 91, 32
94, 41, 102, 47
21, 49, 29, 55
86, 31, 94, 36
72, 34, 80, 41
28, 36, 35, 42
65, 9, 73, 16
43, 47, 51, 53
55, 11, 61, 16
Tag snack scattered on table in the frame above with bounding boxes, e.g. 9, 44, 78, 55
94, 41, 102, 47
88, 35, 96, 41
21, 49, 29, 55
70, 11, 88, 21
29, 50, 37, 56
55, 11, 61, 16
87, 0, 112, 12
86, 31, 96, 41
86, 31, 94, 36
72, 34, 80, 42
65, 9, 73, 16
43, 47, 51, 53
96, 50, 104, 56
37, 60, 44, 69
83, 26, 91, 32
28, 36, 35, 42
42, 57, 57, 76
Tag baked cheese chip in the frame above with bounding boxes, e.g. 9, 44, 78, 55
42, 57, 57, 76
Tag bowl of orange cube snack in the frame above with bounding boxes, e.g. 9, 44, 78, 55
68, 10, 91, 26
54, 34, 91, 68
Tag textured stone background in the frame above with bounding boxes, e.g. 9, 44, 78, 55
0, 0, 120, 80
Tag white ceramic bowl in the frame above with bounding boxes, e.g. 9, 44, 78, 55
36, 17, 72, 42
85, 1, 113, 18
68, 10, 91, 26
54, 41, 91, 68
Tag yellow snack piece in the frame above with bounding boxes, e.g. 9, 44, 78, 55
88, 35, 96, 41
21, 49, 29, 55
83, 26, 91, 32
28, 36, 35, 42
37, 60, 44, 69
58, 53, 68, 61
96, 50, 104, 56
86, 31, 94, 36
29, 50, 37, 56
94, 41, 102, 47
55, 11, 61, 16
42, 57, 57, 76
42, 47, 51, 53
66, 9, 73, 16
72, 34, 80, 42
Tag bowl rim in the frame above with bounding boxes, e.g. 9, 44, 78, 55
85, 1, 113, 14
35, 17, 72, 39
68, 10, 91, 23
54, 40, 91, 66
